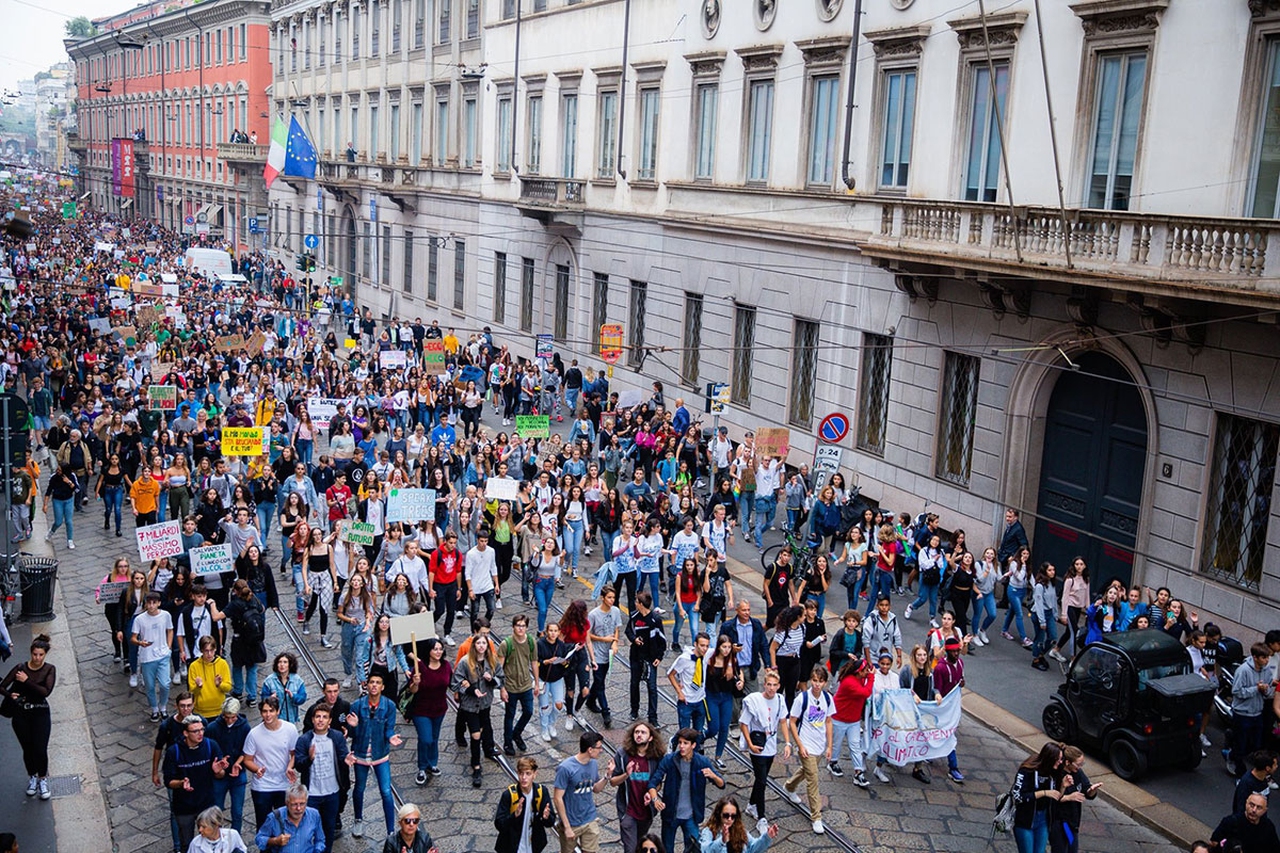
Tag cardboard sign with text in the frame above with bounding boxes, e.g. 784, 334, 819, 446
486, 477, 520, 501
148, 385, 178, 411
136, 520, 183, 562
343, 521, 376, 547
190, 543, 234, 576
755, 427, 791, 461
222, 426, 266, 456
216, 335, 246, 354
245, 330, 268, 356
515, 415, 550, 438
422, 340, 446, 375
386, 488, 437, 523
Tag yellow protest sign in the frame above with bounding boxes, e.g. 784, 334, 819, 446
222, 427, 265, 456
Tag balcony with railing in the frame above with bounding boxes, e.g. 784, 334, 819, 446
216, 142, 270, 166
862, 197, 1280, 304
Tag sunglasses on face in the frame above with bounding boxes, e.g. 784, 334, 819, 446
401, 817, 420, 825
722, 812, 738, 819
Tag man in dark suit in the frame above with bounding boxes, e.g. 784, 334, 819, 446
996, 508, 1029, 607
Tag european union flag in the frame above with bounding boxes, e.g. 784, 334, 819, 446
284, 116, 317, 180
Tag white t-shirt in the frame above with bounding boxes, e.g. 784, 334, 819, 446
668, 651, 713, 705
133, 609, 173, 664
466, 546, 498, 594
245, 722, 301, 792
308, 734, 339, 797
670, 530, 700, 566
789, 688, 834, 755
739, 691, 787, 757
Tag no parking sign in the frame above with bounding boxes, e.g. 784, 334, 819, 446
818, 412, 850, 444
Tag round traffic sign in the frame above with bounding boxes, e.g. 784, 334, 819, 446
184, 215, 194, 225
818, 412, 850, 444
304, 234, 319, 250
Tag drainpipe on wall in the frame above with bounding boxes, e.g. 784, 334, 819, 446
840, 0, 863, 190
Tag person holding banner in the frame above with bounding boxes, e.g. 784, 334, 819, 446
98, 557, 134, 664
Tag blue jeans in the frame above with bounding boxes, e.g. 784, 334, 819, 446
295, 438, 313, 465
673, 601, 699, 646
291, 562, 307, 616
140, 655, 171, 711
231, 663, 258, 699
830, 719, 864, 771
565, 387, 580, 415
805, 590, 827, 619
787, 508, 801, 532
737, 490, 755, 530
976, 592, 998, 632
539, 679, 566, 731
1014, 810, 1049, 853
662, 815, 700, 853
753, 496, 776, 548
677, 698, 706, 738
49, 496, 74, 540
1032, 611, 1058, 658
705, 691, 734, 759
102, 485, 124, 533
1002, 587, 1028, 639
503, 688, 534, 747
641, 571, 661, 611
212, 772, 247, 832
533, 578, 556, 633
309, 791, 339, 853
600, 529, 619, 571
124, 613, 139, 671
353, 761, 395, 834
864, 571, 894, 615
909, 582, 940, 619
563, 517, 585, 572
413, 713, 445, 771
257, 502, 275, 544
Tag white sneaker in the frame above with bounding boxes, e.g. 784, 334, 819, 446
129, 673, 138, 689
903, 605, 913, 620
496, 598, 504, 610
929, 618, 939, 629
66, 539, 75, 550
1199, 733, 1212, 749
979, 630, 990, 644
970, 635, 984, 648
874, 766, 891, 784
25, 775, 37, 796
321, 636, 334, 649
43, 529, 52, 542
542, 728, 553, 743
812, 819, 825, 835
351, 819, 364, 838
341, 677, 352, 689
745, 804, 759, 821
785, 788, 802, 804
302, 623, 311, 636
172, 671, 183, 685
444, 634, 456, 646
38, 777, 50, 800
564, 717, 575, 732
1047, 649, 1066, 662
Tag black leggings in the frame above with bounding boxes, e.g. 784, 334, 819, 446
1057, 606, 1084, 651
104, 603, 123, 657
494, 540, 515, 590
749, 754, 774, 817
304, 593, 329, 635
949, 590, 973, 633
13, 705, 51, 777
462, 707, 494, 769
776, 655, 801, 712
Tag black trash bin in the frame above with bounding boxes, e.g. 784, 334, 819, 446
19, 556, 58, 622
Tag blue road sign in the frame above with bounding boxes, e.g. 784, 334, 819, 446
369, 198, 377, 222
248, 217, 260, 234
304, 233, 319, 250
818, 412, 850, 444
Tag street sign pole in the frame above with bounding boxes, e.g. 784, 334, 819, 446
1, 396, 17, 580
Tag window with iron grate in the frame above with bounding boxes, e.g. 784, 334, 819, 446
790, 319, 820, 426
936, 351, 979, 486
682, 293, 703, 387
857, 333, 893, 455
1201, 414, 1279, 591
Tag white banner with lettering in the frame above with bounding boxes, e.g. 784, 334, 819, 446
867, 686, 961, 767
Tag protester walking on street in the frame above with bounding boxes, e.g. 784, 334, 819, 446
699, 797, 779, 853
1010, 742, 1064, 853
495, 758, 556, 853
647, 727, 726, 853
1, 633, 56, 800
739, 670, 790, 822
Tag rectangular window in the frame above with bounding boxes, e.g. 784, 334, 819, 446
627, 280, 647, 368
334, 102, 343, 153
561, 93, 578, 177
790, 320, 820, 426
1087, 52, 1146, 210
553, 264, 571, 341
435, 97, 449, 164
731, 305, 756, 404
463, 96, 477, 167
438, 0, 450, 44
520, 258, 535, 332
503, 0, 516, 19
493, 251, 507, 324
381, 225, 392, 283
466, 0, 479, 39
496, 97, 513, 172
371, 2, 380, 56
453, 239, 466, 310
390, 103, 401, 160
857, 333, 893, 456
879, 69, 917, 189
534, 0, 546, 9
393, 0, 401, 52
807, 76, 839, 186
694, 83, 718, 180
216, 29, 223, 64
637, 87, 660, 180
414, 0, 425, 48
1201, 414, 1279, 591
746, 80, 774, 183
411, 102, 423, 163
527, 95, 542, 174
964, 62, 1009, 202
597, 90, 617, 179
361, 222, 372, 280
370, 104, 380, 157
352, 8, 360, 58
936, 352, 980, 486
351, 106, 359, 154
336, 15, 346, 63
427, 241, 438, 301
240, 23, 247, 61
403, 229, 414, 292
682, 293, 703, 386
591, 272, 608, 351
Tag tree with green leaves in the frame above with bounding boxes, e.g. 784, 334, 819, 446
64, 17, 98, 39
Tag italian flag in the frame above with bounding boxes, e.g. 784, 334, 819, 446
263, 118, 288, 187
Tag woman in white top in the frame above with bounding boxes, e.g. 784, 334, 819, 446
739, 670, 791, 822
636, 517, 666, 612
562, 484, 588, 577
1001, 546, 1032, 646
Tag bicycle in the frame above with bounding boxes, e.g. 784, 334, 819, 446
760, 528, 818, 578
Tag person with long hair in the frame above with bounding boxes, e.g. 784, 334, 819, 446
973, 546, 1001, 645
529, 535, 564, 634
1030, 563, 1062, 672
362, 613, 410, 700
1, 633, 56, 800
699, 796, 778, 853
608, 720, 668, 853
260, 651, 308, 723
1055, 557, 1090, 658
1001, 546, 1033, 647
98, 556, 133, 665
451, 632, 504, 788
536, 622, 570, 741
558, 600, 594, 723
768, 607, 806, 711
338, 573, 376, 690
301, 527, 337, 646
224, 580, 267, 706
406, 638, 452, 784
1010, 742, 1065, 853
96, 451, 130, 537
829, 657, 873, 786
704, 634, 744, 769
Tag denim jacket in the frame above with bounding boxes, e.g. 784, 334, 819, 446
348, 694, 399, 762
260, 672, 308, 723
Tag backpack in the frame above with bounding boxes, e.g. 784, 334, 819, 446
992, 781, 1017, 836
239, 601, 266, 642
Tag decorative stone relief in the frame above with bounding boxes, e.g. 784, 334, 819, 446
817, 0, 843, 23
755, 0, 778, 32
701, 0, 721, 39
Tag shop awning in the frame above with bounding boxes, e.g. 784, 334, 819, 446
79, 191, 91, 201
206, 204, 222, 221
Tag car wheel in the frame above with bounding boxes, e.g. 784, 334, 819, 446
1042, 703, 1075, 742
1183, 742, 1204, 771
1108, 737, 1148, 781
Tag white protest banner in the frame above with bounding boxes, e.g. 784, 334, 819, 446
111, 297, 132, 310
97, 580, 131, 602
486, 477, 519, 501
390, 610, 437, 644
136, 520, 183, 562
306, 397, 353, 430
190, 543, 234, 576
342, 521, 376, 547
386, 488, 437, 523
381, 349, 408, 369
868, 687, 962, 767
88, 317, 112, 336
616, 389, 644, 409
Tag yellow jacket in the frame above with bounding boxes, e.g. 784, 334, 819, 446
187, 656, 233, 718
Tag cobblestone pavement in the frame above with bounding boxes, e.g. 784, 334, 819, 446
54, 514, 1174, 853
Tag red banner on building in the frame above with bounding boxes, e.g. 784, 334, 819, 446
119, 138, 135, 198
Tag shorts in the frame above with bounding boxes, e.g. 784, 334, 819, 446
32, 416, 50, 430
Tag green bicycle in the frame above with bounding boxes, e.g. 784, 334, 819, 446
760, 528, 818, 577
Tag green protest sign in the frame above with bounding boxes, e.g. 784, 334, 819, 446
515, 414, 550, 438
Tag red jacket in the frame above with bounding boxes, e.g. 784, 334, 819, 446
832, 671, 874, 724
